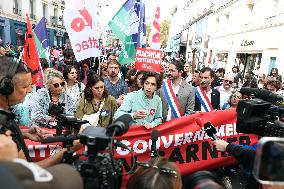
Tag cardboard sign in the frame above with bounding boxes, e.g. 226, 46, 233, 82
134, 48, 162, 72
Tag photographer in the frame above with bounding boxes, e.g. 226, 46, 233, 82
0, 56, 81, 168
30, 68, 76, 127
0, 130, 83, 189
213, 139, 258, 188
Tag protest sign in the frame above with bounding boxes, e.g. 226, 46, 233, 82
134, 48, 162, 72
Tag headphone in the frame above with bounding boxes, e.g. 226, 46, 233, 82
0, 58, 20, 96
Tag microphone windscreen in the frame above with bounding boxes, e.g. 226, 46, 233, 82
151, 129, 159, 141
114, 114, 133, 129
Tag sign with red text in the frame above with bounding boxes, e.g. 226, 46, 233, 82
64, 0, 99, 61
134, 48, 162, 72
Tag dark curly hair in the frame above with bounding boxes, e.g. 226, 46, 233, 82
140, 71, 162, 89
63, 65, 77, 81
83, 74, 108, 101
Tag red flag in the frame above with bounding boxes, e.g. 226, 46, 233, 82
24, 14, 44, 87
208, 50, 213, 65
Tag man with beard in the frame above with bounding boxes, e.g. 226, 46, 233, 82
103, 60, 128, 105
216, 74, 234, 109
194, 67, 220, 112
157, 61, 195, 122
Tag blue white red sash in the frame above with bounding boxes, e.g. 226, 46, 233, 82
195, 86, 214, 112
162, 79, 183, 118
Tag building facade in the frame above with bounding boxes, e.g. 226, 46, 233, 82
0, 0, 66, 48
168, 0, 284, 76
207, 0, 284, 75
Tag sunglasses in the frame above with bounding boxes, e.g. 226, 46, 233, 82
69, 71, 77, 74
137, 161, 178, 177
224, 80, 233, 84
53, 82, 65, 88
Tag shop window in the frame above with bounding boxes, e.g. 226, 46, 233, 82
15, 28, 25, 46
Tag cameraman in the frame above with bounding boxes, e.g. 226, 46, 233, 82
0, 131, 83, 189
0, 56, 81, 168
213, 139, 258, 188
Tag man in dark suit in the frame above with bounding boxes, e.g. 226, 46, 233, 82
157, 61, 195, 122
194, 67, 220, 112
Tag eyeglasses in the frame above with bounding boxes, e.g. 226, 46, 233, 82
232, 95, 242, 99
53, 82, 65, 88
69, 71, 77, 74
224, 80, 233, 84
137, 161, 178, 177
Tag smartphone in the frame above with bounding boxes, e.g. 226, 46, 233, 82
253, 137, 284, 185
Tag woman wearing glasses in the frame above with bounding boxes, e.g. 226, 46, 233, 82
75, 74, 118, 128
63, 65, 85, 107
30, 69, 76, 127
222, 89, 243, 110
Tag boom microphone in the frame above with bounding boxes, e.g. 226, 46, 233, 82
240, 87, 283, 102
106, 114, 133, 136
150, 130, 159, 158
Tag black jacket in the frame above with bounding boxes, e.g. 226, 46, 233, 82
194, 88, 220, 111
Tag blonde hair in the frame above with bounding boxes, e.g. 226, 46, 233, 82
43, 68, 64, 85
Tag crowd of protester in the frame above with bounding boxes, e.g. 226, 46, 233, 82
1, 44, 283, 189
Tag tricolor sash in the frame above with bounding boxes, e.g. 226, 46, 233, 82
195, 86, 214, 112
162, 79, 183, 118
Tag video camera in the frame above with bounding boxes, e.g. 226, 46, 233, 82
48, 102, 87, 135
236, 88, 284, 137
42, 114, 134, 189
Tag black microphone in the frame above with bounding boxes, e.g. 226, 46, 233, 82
240, 87, 283, 102
150, 129, 159, 158
204, 122, 218, 141
106, 114, 133, 136
42, 135, 79, 144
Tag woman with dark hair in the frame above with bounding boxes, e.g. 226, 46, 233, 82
126, 157, 182, 189
114, 71, 162, 129
63, 65, 85, 107
269, 68, 282, 82
129, 70, 144, 92
75, 74, 117, 128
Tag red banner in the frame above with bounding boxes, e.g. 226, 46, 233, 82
24, 109, 258, 175
134, 48, 162, 72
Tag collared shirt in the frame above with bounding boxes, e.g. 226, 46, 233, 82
103, 76, 128, 99
216, 85, 233, 110
166, 79, 182, 121
200, 89, 212, 112
114, 89, 162, 128
66, 81, 85, 107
